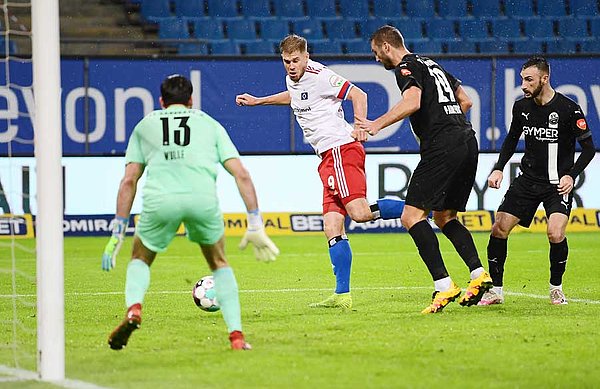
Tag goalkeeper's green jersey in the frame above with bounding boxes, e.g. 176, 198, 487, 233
125, 104, 239, 200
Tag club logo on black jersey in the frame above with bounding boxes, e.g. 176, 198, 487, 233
577, 118, 587, 130
549, 112, 559, 128
301, 92, 308, 100
521, 112, 530, 120
400, 68, 412, 76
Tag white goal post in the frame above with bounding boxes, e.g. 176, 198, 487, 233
31, 0, 64, 381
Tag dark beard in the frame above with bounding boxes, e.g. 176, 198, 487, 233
525, 83, 543, 99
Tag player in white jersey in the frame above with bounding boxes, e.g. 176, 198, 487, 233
236, 35, 405, 310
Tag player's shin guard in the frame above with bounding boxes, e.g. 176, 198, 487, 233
408, 220, 449, 281
549, 238, 568, 286
487, 236, 507, 286
370, 198, 405, 220
328, 235, 352, 294
125, 259, 151, 307
442, 219, 483, 272
213, 267, 242, 333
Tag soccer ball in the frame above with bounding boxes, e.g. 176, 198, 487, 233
192, 275, 220, 312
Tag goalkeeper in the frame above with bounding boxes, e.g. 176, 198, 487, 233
102, 74, 278, 352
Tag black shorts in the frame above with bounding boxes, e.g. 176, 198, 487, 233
405, 136, 478, 212
498, 174, 573, 228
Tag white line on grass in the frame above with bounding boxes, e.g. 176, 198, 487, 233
1, 286, 599, 304
0, 365, 112, 389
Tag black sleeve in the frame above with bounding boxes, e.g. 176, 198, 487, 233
394, 60, 423, 93
567, 136, 595, 179
446, 71, 462, 91
493, 104, 523, 172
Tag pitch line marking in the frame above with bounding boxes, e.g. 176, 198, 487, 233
0, 365, 112, 389
2, 286, 599, 304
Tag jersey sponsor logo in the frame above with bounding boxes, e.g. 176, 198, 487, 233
301, 92, 308, 100
521, 112, 530, 120
292, 106, 312, 113
577, 118, 587, 130
400, 68, 412, 76
522, 126, 558, 141
329, 75, 345, 87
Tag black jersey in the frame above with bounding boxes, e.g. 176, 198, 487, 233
394, 54, 474, 153
499, 92, 592, 184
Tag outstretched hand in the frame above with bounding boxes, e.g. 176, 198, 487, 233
239, 227, 280, 262
235, 93, 258, 106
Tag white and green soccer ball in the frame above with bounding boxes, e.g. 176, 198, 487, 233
192, 275, 220, 312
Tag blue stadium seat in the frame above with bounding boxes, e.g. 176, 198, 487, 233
210, 40, 241, 54
438, 0, 469, 19
581, 39, 600, 53
512, 39, 542, 54
373, 1, 403, 18
492, 19, 523, 41
558, 18, 591, 39
157, 17, 190, 40
259, 19, 291, 41
478, 40, 509, 54
0, 37, 18, 55
305, 0, 338, 20
272, 0, 307, 20
410, 40, 443, 54
344, 39, 371, 54
386, 19, 425, 40
590, 18, 600, 36
309, 39, 342, 54
425, 19, 457, 41
359, 18, 389, 39
293, 19, 324, 39
536, 0, 567, 17
178, 42, 209, 55
226, 20, 257, 41
571, 0, 600, 17
471, 1, 502, 18
524, 19, 556, 39
459, 20, 491, 41
404, 0, 436, 19
544, 39, 577, 54
240, 0, 274, 19
339, 0, 370, 21
206, 0, 240, 19
324, 20, 358, 40
244, 40, 276, 54
504, 0, 534, 18
173, 0, 204, 18
193, 19, 225, 40
446, 40, 476, 53
140, 0, 171, 21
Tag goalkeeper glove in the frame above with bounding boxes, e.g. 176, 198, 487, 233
239, 210, 279, 262
102, 216, 128, 271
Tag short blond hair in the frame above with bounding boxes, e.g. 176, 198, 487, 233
279, 34, 307, 54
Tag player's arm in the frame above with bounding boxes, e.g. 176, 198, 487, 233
222, 158, 280, 262
357, 86, 421, 136
488, 106, 522, 189
235, 91, 291, 106
347, 85, 369, 142
102, 162, 145, 271
559, 133, 595, 195
455, 85, 473, 114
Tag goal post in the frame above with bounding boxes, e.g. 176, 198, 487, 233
31, 0, 64, 381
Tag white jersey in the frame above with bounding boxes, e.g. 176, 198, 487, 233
286, 59, 355, 155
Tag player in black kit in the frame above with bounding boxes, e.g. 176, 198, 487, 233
479, 56, 595, 306
357, 25, 492, 314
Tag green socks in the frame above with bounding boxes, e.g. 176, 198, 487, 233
125, 259, 150, 308
213, 267, 242, 333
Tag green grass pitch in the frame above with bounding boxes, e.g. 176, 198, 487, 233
1, 232, 599, 388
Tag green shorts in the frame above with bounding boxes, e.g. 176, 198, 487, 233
136, 194, 224, 252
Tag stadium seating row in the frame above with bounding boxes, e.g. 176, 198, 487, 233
156, 16, 600, 43
133, 0, 600, 21
178, 37, 600, 56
